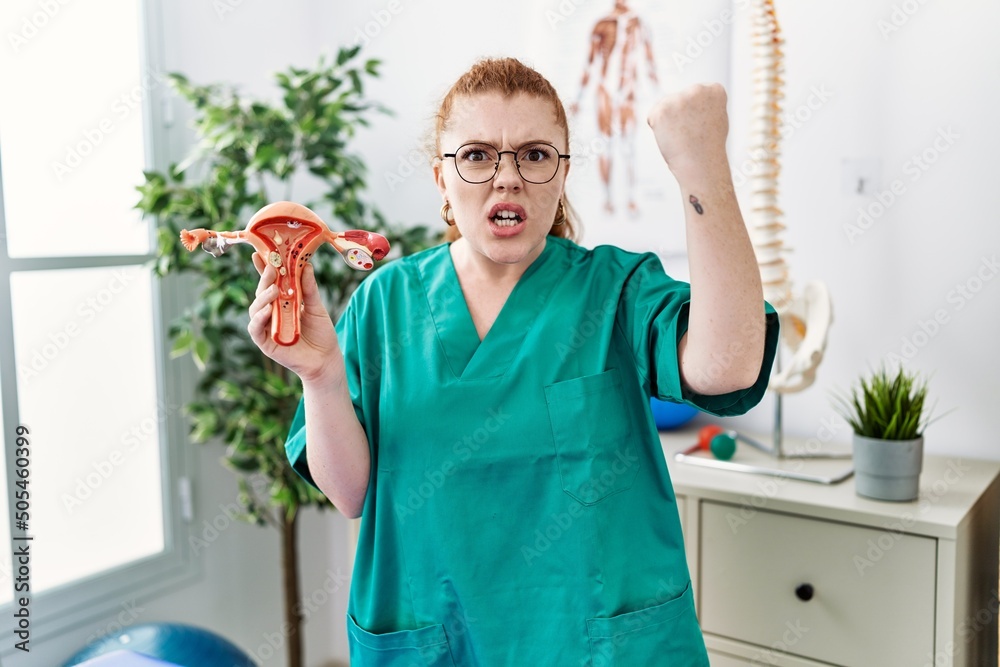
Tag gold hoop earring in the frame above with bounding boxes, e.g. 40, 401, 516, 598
552, 198, 567, 226
440, 202, 455, 226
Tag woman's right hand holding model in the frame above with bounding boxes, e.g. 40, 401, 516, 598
247, 252, 342, 385
247, 251, 371, 518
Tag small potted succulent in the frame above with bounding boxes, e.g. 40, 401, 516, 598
833, 365, 936, 501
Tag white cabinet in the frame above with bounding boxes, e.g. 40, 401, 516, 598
660, 431, 1000, 667
701, 502, 936, 665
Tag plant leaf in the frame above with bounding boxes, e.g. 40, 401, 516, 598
191, 337, 209, 371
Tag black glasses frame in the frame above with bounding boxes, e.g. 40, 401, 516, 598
443, 142, 571, 184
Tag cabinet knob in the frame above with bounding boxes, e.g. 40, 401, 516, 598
795, 583, 814, 601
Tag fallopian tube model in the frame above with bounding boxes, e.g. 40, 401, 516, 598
180, 201, 390, 346
747, 0, 833, 393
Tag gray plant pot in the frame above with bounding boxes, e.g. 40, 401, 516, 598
852, 434, 924, 501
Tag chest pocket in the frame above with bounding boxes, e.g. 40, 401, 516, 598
544, 368, 639, 505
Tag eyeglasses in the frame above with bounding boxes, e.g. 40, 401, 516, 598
442, 142, 571, 184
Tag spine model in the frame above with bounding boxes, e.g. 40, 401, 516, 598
746, 0, 833, 394
748, 0, 790, 311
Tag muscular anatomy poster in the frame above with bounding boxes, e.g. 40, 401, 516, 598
529, 0, 733, 263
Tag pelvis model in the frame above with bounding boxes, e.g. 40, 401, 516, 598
180, 201, 390, 346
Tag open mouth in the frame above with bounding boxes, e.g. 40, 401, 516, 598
490, 210, 524, 227
488, 203, 527, 230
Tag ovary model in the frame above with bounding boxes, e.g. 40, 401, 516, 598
747, 0, 833, 393
180, 201, 390, 346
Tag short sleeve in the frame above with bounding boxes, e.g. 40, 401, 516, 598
283, 297, 368, 490
617, 253, 780, 417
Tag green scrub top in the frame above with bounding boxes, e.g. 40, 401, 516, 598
285, 235, 779, 666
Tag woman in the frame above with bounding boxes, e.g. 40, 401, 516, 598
249, 58, 778, 666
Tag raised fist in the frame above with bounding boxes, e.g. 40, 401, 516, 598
647, 83, 731, 179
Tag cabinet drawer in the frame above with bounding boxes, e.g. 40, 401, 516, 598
699, 501, 937, 667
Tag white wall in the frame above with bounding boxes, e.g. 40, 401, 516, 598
725, 0, 1000, 460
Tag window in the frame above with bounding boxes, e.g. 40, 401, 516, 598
0, 0, 191, 648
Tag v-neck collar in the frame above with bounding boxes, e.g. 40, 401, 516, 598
417, 239, 561, 380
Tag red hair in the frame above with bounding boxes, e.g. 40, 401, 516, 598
433, 57, 579, 243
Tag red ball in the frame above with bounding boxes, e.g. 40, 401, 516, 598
698, 425, 725, 451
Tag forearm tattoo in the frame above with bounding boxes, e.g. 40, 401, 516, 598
689, 195, 704, 215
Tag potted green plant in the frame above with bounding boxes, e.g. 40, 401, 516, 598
833, 365, 935, 501
135, 47, 438, 667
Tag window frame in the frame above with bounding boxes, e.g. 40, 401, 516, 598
0, 0, 201, 652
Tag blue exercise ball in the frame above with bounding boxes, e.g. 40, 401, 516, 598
650, 397, 698, 430
63, 623, 256, 667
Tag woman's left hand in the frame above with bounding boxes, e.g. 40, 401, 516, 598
647, 83, 730, 180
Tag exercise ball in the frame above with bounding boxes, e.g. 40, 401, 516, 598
63, 623, 256, 667
649, 398, 698, 430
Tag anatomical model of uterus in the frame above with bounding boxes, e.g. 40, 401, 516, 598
180, 201, 390, 346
